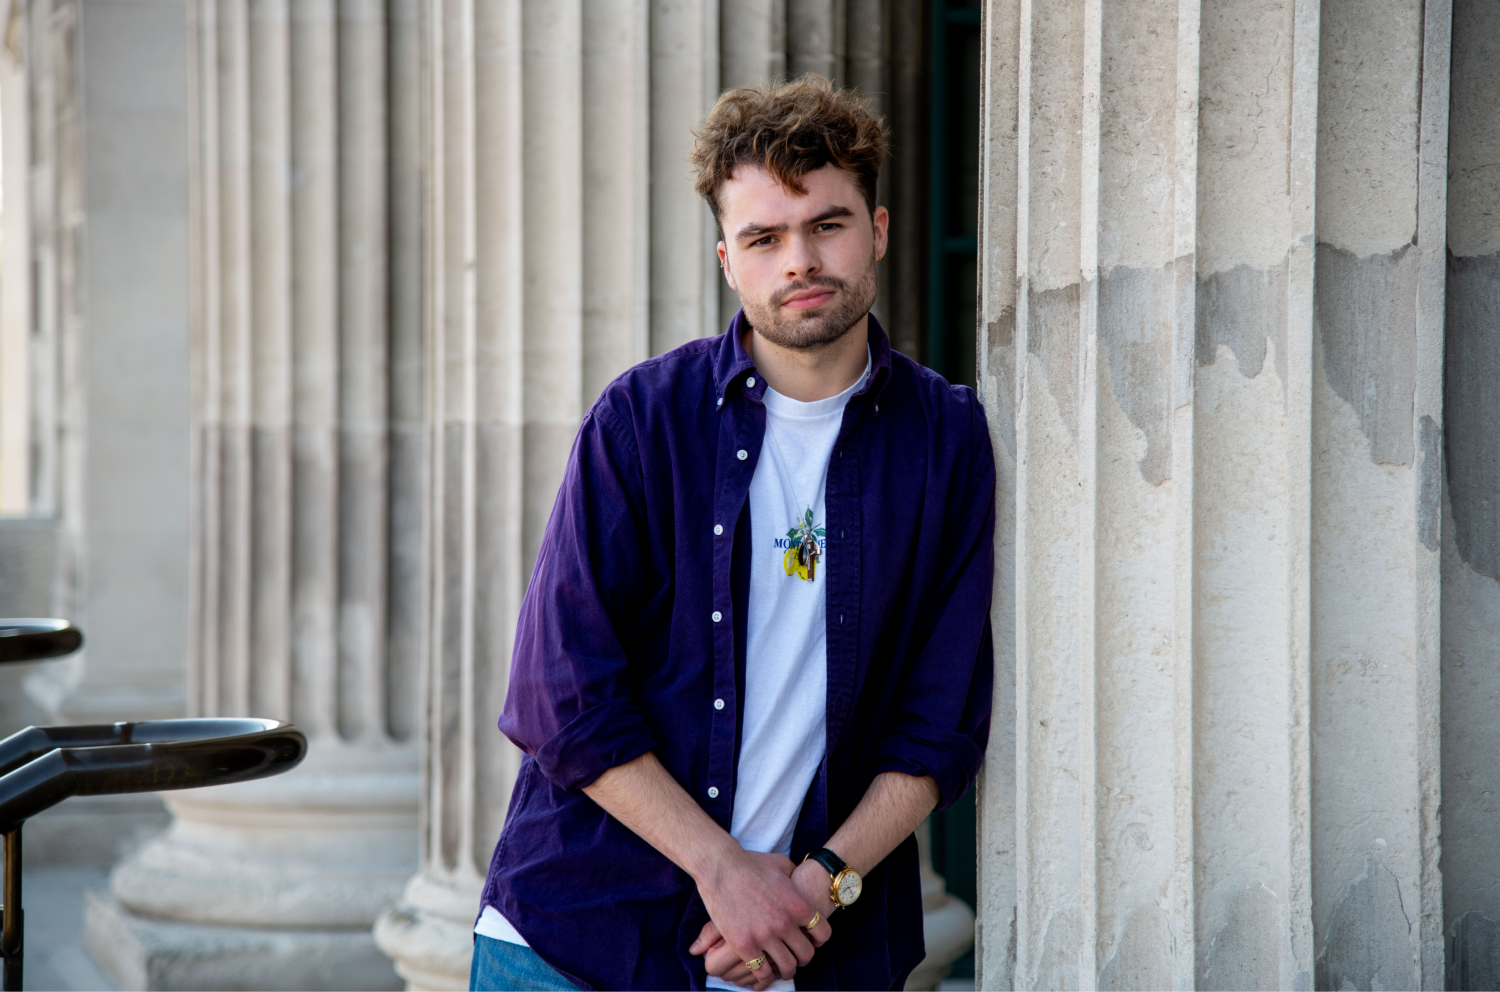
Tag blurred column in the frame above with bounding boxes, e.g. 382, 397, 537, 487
5, 0, 191, 862
373, 1, 653, 986
374, 2, 926, 988
1439, 3, 1500, 988
975, 0, 1447, 987
84, 2, 424, 988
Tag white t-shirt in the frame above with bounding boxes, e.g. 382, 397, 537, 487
479, 353, 870, 992
703, 352, 868, 992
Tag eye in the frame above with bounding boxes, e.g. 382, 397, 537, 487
815, 222, 843, 234
749, 235, 776, 247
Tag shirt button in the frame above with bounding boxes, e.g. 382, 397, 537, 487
708, 786, 720, 799
737, 449, 748, 461
712, 611, 723, 623
714, 698, 725, 710
746, 377, 756, 388
714, 524, 723, 536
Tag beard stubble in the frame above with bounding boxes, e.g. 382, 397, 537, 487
739, 248, 879, 351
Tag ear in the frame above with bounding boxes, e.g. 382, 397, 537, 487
872, 206, 890, 263
717, 241, 739, 292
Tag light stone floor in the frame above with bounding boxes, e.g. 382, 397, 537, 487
13, 866, 975, 992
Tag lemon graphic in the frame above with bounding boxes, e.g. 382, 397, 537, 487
784, 544, 809, 580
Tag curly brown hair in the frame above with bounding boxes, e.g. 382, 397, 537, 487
691, 74, 888, 230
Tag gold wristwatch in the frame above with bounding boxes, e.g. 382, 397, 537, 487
805, 847, 863, 908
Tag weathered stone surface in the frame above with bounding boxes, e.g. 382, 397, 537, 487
979, 0, 1446, 986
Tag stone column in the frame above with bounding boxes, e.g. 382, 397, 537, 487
375, 4, 957, 988
975, 0, 1447, 987
84, 2, 424, 988
1439, 3, 1500, 987
375, 2, 655, 986
1, 0, 190, 861
0, 12, 30, 521
7, 0, 191, 730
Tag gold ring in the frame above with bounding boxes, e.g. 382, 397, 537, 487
744, 954, 767, 972
802, 911, 821, 930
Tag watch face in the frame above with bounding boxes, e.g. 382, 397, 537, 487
835, 870, 863, 906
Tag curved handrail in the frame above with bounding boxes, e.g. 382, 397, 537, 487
0, 718, 307, 834
0, 621, 83, 664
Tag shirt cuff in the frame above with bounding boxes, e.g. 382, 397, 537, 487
869, 729, 982, 812
532, 697, 660, 791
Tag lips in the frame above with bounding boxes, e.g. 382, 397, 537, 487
782, 290, 836, 310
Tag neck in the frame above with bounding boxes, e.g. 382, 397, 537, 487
744, 313, 870, 402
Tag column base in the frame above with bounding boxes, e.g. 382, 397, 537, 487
22, 793, 169, 868
102, 740, 418, 926
374, 869, 482, 991
85, 890, 401, 991
904, 850, 976, 992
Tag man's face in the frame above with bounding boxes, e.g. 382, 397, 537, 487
717, 163, 889, 351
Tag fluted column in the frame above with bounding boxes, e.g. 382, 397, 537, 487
2, 0, 193, 862
83, 2, 423, 988
976, 0, 1447, 987
375, 4, 928, 988
374, 2, 652, 986
1439, 3, 1500, 987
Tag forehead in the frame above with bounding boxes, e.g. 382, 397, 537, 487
718, 163, 867, 228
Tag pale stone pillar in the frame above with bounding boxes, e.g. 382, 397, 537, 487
976, 0, 1447, 987
83, 2, 424, 988
2, 0, 191, 732
1, 0, 193, 730
374, 2, 654, 985
0, 18, 31, 520
1439, 3, 1500, 987
375, 4, 960, 988
0, 0, 191, 861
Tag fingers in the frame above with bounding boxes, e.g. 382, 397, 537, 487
704, 941, 740, 977
717, 957, 768, 990
763, 940, 798, 982
806, 913, 833, 947
690, 920, 722, 956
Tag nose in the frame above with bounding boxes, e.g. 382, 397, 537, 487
784, 234, 820, 280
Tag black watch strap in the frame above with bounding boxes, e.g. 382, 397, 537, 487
808, 847, 849, 877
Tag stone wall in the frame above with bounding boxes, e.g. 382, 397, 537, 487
972, 0, 1491, 988
10, 0, 1500, 989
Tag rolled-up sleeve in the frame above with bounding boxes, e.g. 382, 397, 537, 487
498, 404, 660, 791
869, 393, 996, 810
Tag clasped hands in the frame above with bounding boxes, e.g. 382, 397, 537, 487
689, 848, 838, 990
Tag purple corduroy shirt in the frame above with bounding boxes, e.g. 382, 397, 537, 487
484, 311, 995, 991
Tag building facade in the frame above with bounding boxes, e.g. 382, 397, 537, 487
0, 0, 1498, 989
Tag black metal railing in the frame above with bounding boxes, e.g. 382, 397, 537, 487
0, 620, 82, 665
0, 620, 307, 991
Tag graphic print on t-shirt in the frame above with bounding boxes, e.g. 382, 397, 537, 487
734, 347, 870, 868
779, 507, 826, 580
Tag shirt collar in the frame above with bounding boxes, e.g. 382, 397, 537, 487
712, 308, 896, 407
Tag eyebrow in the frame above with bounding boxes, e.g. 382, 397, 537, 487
734, 205, 856, 243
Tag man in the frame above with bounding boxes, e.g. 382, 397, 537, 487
471, 75, 994, 991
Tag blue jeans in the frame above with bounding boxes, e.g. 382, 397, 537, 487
470, 934, 583, 991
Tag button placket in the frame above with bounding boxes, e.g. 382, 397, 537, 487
706, 405, 759, 825
823, 423, 861, 757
